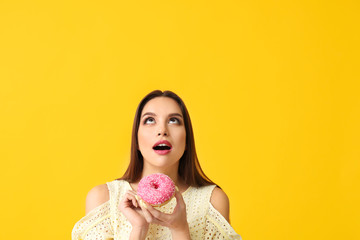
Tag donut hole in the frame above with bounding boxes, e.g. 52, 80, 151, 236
151, 182, 160, 189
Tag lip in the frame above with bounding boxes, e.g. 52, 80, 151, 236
152, 140, 172, 148
153, 140, 172, 155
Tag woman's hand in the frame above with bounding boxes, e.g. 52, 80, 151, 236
118, 190, 149, 239
139, 189, 191, 240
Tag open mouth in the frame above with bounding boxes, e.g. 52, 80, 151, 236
153, 145, 172, 151
152, 141, 172, 155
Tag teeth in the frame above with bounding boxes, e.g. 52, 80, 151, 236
157, 143, 169, 147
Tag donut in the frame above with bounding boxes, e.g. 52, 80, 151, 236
137, 173, 176, 207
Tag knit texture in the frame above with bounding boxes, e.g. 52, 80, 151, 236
72, 180, 242, 240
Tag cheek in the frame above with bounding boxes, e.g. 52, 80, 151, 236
177, 128, 187, 148
138, 128, 153, 148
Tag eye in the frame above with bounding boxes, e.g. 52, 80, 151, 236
169, 117, 180, 124
144, 117, 155, 124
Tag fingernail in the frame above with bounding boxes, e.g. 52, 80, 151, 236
175, 186, 179, 191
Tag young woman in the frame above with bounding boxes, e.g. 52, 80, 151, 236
72, 90, 242, 240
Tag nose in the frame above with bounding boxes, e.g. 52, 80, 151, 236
157, 126, 168, 136
157, 130, 168, 136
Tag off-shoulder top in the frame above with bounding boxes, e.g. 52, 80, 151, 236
72, 180, 242, 239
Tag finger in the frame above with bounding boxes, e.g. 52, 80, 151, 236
140, 203, 168, 226
122, 193, 132, 203
145, 202, 173, 222
132, 195, 139, 208
119, 193, 132, 210
139, 199, 147, 209
174, 189, 185, 203
126, 190, 137, 197
129, 190, 138, 195
174, 190, 185, 206
126, 191, 140, 207
124, 190, 133, 198
132, 197, 138, 208
123, 193, 138, 208
173, 190, 186, 213
139, 200, 154, 223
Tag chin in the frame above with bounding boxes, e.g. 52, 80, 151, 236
147, 157, 178, 168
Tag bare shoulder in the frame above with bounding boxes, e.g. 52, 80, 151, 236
85, 183, 110, 215
210, 186, 230, 223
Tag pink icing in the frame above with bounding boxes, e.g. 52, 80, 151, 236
137, 173, 176, 205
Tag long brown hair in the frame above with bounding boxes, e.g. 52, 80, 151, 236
116, 90, 217, 187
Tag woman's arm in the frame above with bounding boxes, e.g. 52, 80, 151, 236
129, 227, 149, 240
85, 184, 110, 215
170, 225, 191, 240
210, 187, 230, 223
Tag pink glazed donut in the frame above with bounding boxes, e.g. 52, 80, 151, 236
137, 173, 176, 207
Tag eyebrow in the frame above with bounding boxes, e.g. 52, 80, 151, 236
141, 112, 183, 119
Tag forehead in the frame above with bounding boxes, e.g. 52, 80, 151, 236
142, 97, 182, 115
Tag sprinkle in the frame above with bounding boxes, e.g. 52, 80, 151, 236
137, 173, 176, 206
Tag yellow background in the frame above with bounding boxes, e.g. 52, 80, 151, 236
1, 1, 359, 239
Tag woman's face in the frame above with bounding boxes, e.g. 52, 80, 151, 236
137, 97, 186, 169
